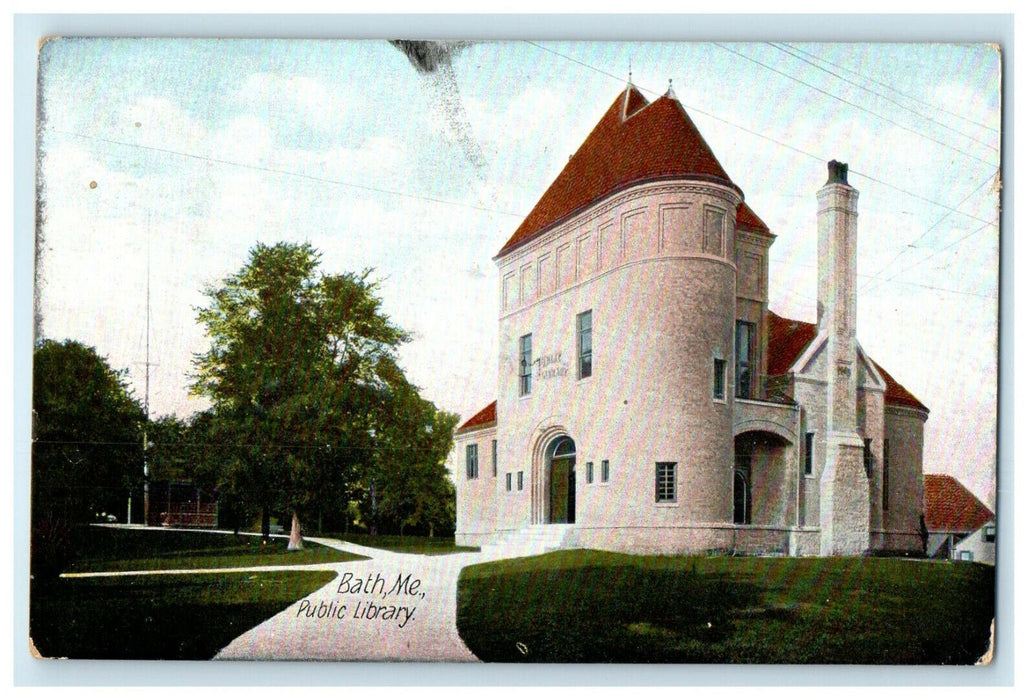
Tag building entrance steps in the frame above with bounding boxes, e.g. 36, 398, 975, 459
479, 524, 574, 557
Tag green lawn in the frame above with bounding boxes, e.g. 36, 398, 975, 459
30, 525, 363, 659
457, 550, 996, 664
66, 526, 366, 572
31, 570, 336, 659
323, 531, 479, 555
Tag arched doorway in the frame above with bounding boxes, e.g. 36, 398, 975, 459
733, 430, 793, 526
547, 435, 577, 524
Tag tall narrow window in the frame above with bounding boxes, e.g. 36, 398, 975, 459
713, 358, 727, 400
586, 461, 594, 484
492, 439, 498, 477
519, 333, 532, 396
601, 460, 610, 483
577, 310, 593, 379
517, 471, 524, 491
735, 321, 755, 399
882, 439, 890, 510
863, 438, 874, 478
804, 432, 814, 476
506, 473, 512, 492
465, 444, 479, 480
655, 462, 676, 503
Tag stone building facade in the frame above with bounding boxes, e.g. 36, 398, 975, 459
454, 85, 928, 556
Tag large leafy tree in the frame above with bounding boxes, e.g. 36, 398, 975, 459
32, 339, 146, 525
191, 242, 411, 546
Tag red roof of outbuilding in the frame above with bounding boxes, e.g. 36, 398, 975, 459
456, 401, 496, 434
497, 86, 746, 257
765, 311, 928, 412
924, 474, 994, 533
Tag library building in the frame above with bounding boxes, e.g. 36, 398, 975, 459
454, 84, 928, 556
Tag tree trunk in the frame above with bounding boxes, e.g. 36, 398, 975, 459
287, 510, 304, 550
261, 505, 271, 542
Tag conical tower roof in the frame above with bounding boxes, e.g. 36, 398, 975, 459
497, 85, 747, 257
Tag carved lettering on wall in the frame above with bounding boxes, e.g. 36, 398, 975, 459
535, 351, 569, 379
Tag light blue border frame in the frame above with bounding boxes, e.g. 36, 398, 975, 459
13, 12, 1014, 687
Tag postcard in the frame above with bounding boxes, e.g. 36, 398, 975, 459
27, 36, 1000, 667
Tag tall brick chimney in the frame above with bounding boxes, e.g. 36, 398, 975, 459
817, 160, 870, 555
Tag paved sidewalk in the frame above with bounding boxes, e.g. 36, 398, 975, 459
213, 537, 499, 661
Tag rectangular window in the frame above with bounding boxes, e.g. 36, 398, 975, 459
602, 460, 610, 483
586, 461, 593, 484
735, 321, 755, 399
863, 438, 874, 479
465, 444, 479, 480
517, 471, 524, 491
882, 439, 890, 510
804, 432, 814, 476
519, 334, 532, 396
577, 310, 593, 379
713, 358, 727, 400
506, 473, 512, 492
655, 462, 676, 503
492, 439, 498, 477
958, 550, 974, 562
984, 525, 996, 543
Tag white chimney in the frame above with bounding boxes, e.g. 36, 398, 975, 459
817, 160, 870, 556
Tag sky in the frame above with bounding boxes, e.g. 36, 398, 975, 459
34, 38, 1001, 508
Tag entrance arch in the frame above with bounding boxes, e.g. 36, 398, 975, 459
547, 435, 577, 524
733, 430, 793, 526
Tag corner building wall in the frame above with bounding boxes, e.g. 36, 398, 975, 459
494, 181, 740, 551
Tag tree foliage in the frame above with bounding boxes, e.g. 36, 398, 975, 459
191, 242, 454, 542
32, 339, 146, 524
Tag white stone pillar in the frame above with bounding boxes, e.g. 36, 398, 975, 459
817, 160, 870, 556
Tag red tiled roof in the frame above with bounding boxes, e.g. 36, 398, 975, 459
924, 474, 994, 533
456, 401, 496, 434
497, 86, 739, 257
765, 311, 928, 412
736, 201, 770, 234
766, 312, 818, 376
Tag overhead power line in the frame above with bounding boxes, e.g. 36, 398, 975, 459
859, 171, 998, 296
526, 41, 997, 229
778, 42, 1000, 136
768, 42, 999, 154
712, 43, 998, 170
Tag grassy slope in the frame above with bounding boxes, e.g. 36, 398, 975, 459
31, 570, 336, 659
457, 550, 996, 664
67, 526, 366, 572
30, 526, 360, 659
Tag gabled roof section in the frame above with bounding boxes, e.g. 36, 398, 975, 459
456, 401, 496, 434
767, 312, 817, 376
924, 474, 994, 533
736, 201, 770, 234
765, 311, 928, 412
497, 86, 739, 257
872, 360, 929, 412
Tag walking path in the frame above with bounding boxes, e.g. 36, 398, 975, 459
214, 536, 496, 661
74, 526, 526, 661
